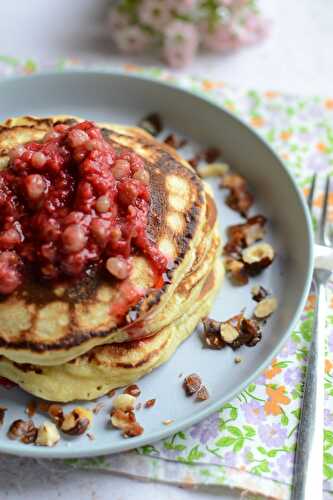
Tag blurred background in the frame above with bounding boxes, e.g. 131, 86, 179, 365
0, 0, 331, 94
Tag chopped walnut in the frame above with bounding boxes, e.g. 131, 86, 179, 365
107, 388, 117, 398
188, 147, 221, 170
197, 162, 229, 178
220, 173, 253, 216
224, 258, 249, 285
25, 400, 37, 418
0, 407, 7, 426
163, 133, 187, 149
144, 399, 156, 409
251, 285, 269, 302
162, 419, 174, 426
124, 384, 141, 397
87, 432, 95, 441
35, 422, 60, 447
203, 314, 262, 350
38, 401, 50, 412
183, 373, 202, 396
47, 404, 64, 426
234, 356, 242, 364
113, 394, 136, 412
138, 113, 163, 136
242, 242, 274, 275
195, 386, 209, 402
224, 215, 266, 256
110, 408, 143, 438
8, 419, 38, 444
60, 407, 93, 436
254, 296, 278, 319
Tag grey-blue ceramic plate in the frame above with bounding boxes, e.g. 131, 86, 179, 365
0, 72, 313, 458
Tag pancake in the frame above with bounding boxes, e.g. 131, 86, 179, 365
0, 115, 212, 366
0, 257, 223, 402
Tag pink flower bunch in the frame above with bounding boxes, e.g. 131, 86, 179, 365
108, 0, 267, 67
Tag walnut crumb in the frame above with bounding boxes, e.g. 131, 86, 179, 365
196, 386, 209, 402
162, 419, 174, 426
124, 384, 141, 397
183, 373, 202, 396
107, 388, 117, 398
25, 400, 37, 418
144, 399, 156, 409
0, 407, 7, 426
87, 432, 95, 441
234, 356, 242, 364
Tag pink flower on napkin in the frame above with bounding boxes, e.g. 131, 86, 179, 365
139, 0, 172, 30
163, 20, 199, 68
112, 26, 152, 54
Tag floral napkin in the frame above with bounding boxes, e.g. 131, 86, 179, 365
0, 57, 332, 500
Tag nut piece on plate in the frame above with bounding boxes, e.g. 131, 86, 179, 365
220, 173, 254, 216
7, 419, 38, 444
197, 162, 229, 178
110, 393, 143, 438
224, 215, 266, 255
203, 314, 262, 350
138, 113, 163, 137
254, 296, 278, 319
242, 242, 274, 275
113, 393, 136, 412
47, 404, 64, 426
35, 422, 60, 447
224, 258, 249, 285
195, 386, 209, 402
144, 399, 156, 409
60, 407, 93, 436
251, 285, 269, 302
183, 373, 202, 396
0, 407, 7, 426
163, 133, 187, 149
124, 384, 141, 397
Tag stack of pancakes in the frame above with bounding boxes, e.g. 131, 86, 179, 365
0, 116, 223, 402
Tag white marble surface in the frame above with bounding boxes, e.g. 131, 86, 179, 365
0, 1, 331, 499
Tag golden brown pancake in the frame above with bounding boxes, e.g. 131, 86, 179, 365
0, 257, 223, 402
0, 116, 213, 366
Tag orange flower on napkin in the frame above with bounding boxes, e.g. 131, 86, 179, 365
264, 385, 291, 416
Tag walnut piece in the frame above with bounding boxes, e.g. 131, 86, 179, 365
224, 258, 249, 285
254, 296, 278, 319
47, 404, 64, 426
220, 173, 254, 216
203, 314, 262, 350
110, 408, 144, 438
197, 162, 229, 178
183, 373, 202, 396
251, 285, 269, 302
124, 384, 141, 397
8, 419, 38, 444
195, 386, 209, 402
138, 113, 163, 136
224, 215, 266, 256
163, 133, 187, 149
113, 394, 136, 412
242, 242, 274, 275
144, 399, 156, 409
61, 407, 93, 436
35, 422, 60, 447
0, 407, 7, 426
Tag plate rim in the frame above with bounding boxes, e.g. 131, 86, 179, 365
0, 70, 314, 458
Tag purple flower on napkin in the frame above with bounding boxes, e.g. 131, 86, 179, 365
284, 366, 303, 386
223, 451, 238, 467
306, 152, 329, 173
325, 409, 333, 427
258, 423, 287, 447
241, 401, 265, 424
189, 411, 219, 444
328, 330, 333, 354
279, 339, 297, 358
276, 452, 293, 478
